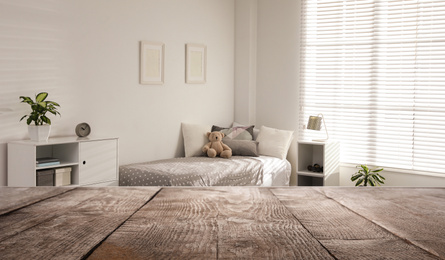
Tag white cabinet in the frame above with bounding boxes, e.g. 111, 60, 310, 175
8, 137, 118, 187
297, 140, 340, 186
79, 140, 117, 185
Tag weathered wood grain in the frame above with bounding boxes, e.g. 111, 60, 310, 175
88, 188, 221, 259
89, 187, 334, 260
1, 187, 444, 260
0, 187, 160, 260
323, 187, 445, 258
271, 187, 442, 260
322, 239, 440, 260
214, 187, 333, 259
270, 187, 392, 240
0, 186, 75, 215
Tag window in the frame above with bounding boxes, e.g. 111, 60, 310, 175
299, 0, 445, 174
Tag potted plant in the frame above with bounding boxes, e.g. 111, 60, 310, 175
351, 164, 385, 186
20, 92, 60, 141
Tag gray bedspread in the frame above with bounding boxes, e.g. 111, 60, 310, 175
119, 156, 288, 186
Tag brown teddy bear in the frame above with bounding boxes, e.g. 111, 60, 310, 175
202, 131, 232, 159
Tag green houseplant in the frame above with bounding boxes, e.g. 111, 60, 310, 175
351, 164, 385, 186
20, 92, 60, 141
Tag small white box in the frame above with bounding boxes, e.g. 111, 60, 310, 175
55, 167, 71, 186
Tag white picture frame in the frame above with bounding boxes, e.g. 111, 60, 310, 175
140, 41, 164, 85
185, 43, 206, 84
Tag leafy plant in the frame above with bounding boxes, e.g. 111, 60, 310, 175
351, 164, 385, 186
20, 92, 60, 125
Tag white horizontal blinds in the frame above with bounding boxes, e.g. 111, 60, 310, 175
300, 0, 445, 173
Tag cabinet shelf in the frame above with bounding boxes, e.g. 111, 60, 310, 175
36, 162, 79, 170
8, 136, 118, 187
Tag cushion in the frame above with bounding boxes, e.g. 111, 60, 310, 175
181, 123, 211, 157
223, 139, 259, 157
212, 125, 254, 141
256, 125, 294, 159
232, 122, 260, 140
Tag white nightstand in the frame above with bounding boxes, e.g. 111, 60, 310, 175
8, 136, 119, 187
297, 140, 340, 186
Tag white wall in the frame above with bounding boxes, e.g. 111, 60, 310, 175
256, 0, 300, 185
234, 0, 257, 125
235, 0, 300, 185
0, 0, 235, 186
255, 0, 300, 131
235, 0, 301, 129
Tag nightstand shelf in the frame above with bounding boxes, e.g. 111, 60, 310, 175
298, 170, 325, 178
297, 140, 340, 186
8, 136, 119, 187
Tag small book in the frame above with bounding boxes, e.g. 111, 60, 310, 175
36, 157, 60, 164
37, 161, 60, 167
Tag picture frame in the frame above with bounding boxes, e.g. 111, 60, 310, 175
185, 43, 206, 84
140, 41, 164, 85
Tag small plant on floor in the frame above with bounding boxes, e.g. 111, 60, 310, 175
351, 164, 385, 186
20, 92, 60, 125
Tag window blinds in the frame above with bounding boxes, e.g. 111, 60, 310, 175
299, 0, 445, 173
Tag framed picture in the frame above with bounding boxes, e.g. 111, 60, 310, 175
185, 43, 206, 84
140, 41, 164, 84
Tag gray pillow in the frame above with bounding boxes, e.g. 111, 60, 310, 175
232, 122, 260, 140
212, 125, 254, 141
223, 139, 259, 157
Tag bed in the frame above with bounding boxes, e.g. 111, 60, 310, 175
120, 123, 295, 187
1, 186, 444, 259
119, 155, 291, 186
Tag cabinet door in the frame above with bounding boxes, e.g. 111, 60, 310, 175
79, 139, 117, 185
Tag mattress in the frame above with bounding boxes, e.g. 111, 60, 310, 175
119, 156, 291, 186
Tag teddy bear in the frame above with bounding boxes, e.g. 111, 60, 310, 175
202, 131, 232, 159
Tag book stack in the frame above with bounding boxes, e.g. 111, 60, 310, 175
36, 157, 60, 167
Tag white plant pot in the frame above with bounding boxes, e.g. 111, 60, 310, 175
28, 125, 51, 142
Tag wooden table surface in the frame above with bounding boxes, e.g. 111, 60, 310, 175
0, 186, 444, 260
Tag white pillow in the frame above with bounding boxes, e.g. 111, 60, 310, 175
181, 123, 211, 157
256, 125, 294, 159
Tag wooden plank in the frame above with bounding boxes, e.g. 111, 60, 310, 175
88, 187, 334, 260
271, 187, 441, 260
88, 187, 221, 259
270, 187, 392, 240
321, 239, 440, 260
215, 188, 333, 259
0, 187, 75, 215
0, 187, 160, 260
323, 187, 445, 258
